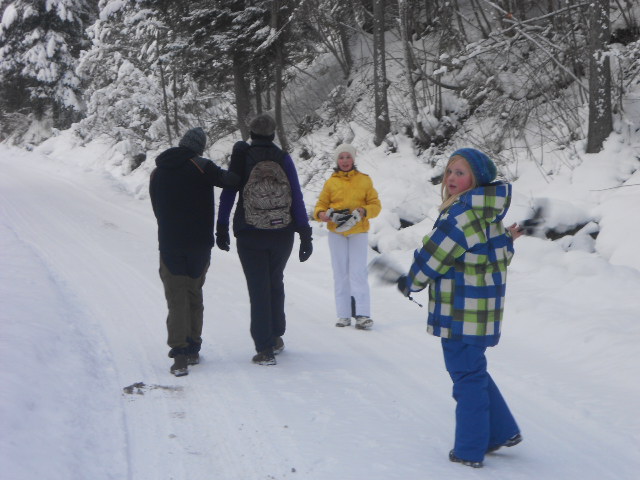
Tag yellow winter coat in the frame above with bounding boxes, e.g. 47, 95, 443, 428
314, 169, 381, 236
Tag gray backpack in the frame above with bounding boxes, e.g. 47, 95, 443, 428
242, 148, 292, 229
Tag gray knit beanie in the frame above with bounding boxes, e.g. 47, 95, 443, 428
249, 113, 276, 137
179, 127, 207, 155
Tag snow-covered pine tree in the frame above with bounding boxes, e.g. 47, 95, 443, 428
77, 0, 202, 157
0, 0, 97, 142
178, 1, 272, 140
77, 1, 247, 157
178, 0, 317, 145
77, 1, 166, 152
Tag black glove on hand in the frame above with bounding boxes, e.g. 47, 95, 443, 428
215, 222, 230, 251
298, 225, 313, 262
397, 275, 411, 297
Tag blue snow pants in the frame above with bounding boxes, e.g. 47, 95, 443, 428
236, 229, 294, 353
441, 338, 520, 462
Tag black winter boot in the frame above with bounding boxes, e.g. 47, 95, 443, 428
170, 354, 189, 376
252, 348, 276, 365
273, 337, 285, 355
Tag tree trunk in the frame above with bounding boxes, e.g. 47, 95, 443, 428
254, 72, 263, 114
372, 0, 390, 146
271, 0, 290, 152
265, 70, 272, 111
425, 0, 440, 25
172, 72, 179, 136
399, 0, 429, 145
451, 0, 467, 40
337, 19, 354, 78
586, 0, 612, 153
337, 2, 354, 77
157, 58, 173, 144
469, 0, 491, 39
274, 46, 289, 152
233, 52, 252, 141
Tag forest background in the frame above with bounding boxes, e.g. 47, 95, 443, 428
1, 0, 639, 171
2, 2, 640, 479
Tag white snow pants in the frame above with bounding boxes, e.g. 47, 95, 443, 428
328, 231, 371, 318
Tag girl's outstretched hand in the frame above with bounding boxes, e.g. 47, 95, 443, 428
397, 275, 411, 297
508, 223, 524, 240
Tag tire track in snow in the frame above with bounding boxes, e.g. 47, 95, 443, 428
1, 152, 307, 479
1, 154, 206, 479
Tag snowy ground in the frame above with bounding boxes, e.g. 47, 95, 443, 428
1, 141, 640, 480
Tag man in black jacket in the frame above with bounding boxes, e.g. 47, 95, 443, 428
150, 127, 239, 376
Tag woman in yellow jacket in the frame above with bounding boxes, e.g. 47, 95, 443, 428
314, 144, 381, 329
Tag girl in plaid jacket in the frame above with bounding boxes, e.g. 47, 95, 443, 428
398, 148, 524, 468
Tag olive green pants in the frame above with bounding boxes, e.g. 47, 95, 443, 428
159, 256, 209, 354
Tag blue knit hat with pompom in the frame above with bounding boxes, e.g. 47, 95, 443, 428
450, 148, 497, 186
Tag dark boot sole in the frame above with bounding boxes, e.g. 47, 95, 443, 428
487, 433, 523, 453
449, 450, 483, 468
252, 358, 276, 366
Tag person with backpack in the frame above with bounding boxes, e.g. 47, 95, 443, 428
314, 144, 381, 329
150, 127, 240, 377
397, 148, 523, 468
216, 113, 313, 365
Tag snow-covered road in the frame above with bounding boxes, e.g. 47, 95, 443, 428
1, 146, 639, 480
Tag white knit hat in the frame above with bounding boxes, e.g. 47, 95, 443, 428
334, 143, 357, 162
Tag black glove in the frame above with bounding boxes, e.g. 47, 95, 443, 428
216, 222, 230, 251
397, 275, 411, 297
519, 205, 544, 235
297, 225, 313, 262
521, 217, 542, 235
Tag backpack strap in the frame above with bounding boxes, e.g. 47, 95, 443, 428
189, 157, 205, 174
243, 144, 286, 176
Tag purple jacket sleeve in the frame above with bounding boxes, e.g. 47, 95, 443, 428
217, 141, 247, 226
282, 154, 310, 229
217, 188, 236, 226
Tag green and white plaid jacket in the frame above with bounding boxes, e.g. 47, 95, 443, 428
407, 183, 514, 347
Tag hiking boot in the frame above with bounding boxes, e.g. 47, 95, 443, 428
449, 450, 483, 468
273, 337, 285, 355
252, 348, 276, 366
355, 316, 373, 330
487, 433, 523, 453
186, 353, 200, 365
170, 354, 189, 377
335, 317, 351, 327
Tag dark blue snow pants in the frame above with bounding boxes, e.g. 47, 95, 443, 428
236, 229, 294, 353
441, 338, 520, 462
